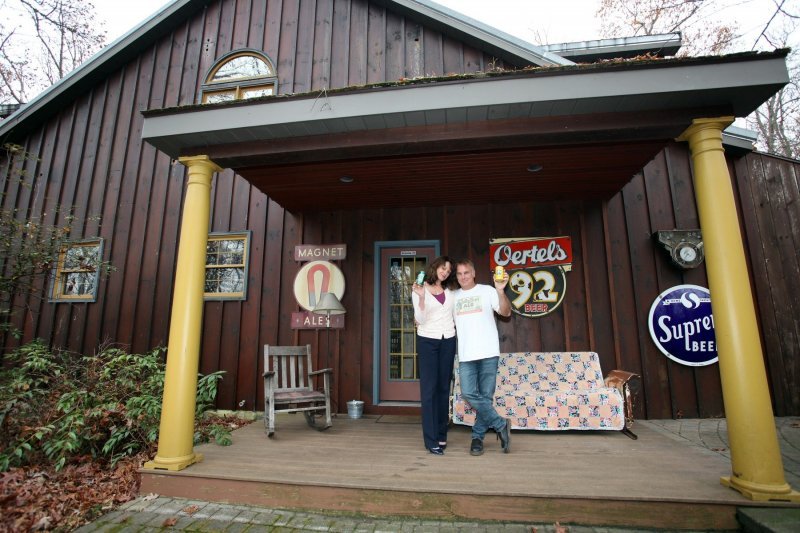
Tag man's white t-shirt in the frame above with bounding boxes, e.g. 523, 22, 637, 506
453, 284, 500, 362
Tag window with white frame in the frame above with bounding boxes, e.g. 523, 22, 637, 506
205, 232, 250, 300
50, 239, 103, 301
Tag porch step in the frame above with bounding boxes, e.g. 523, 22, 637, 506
737, 507, 800, 532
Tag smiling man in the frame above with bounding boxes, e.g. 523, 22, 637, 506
453, 259, 512, 456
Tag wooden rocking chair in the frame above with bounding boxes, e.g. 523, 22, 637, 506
263, 344, 332, 437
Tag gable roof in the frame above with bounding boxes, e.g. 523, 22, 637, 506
371, 0, 573, 67
0, 0, 212, 142
0, 0, 572, 142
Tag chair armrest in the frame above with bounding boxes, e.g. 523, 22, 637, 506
309, 368, 332, 376
263, 370, 275, 378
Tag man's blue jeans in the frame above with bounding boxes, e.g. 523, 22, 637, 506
459, 356, 505, 440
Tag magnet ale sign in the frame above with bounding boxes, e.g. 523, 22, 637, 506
490, 237, 572, 318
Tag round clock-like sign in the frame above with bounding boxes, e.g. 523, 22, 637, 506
678, 244, 697, 262
671, 241, 703, 269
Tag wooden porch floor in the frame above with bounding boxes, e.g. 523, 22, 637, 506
140, 414, 793, 530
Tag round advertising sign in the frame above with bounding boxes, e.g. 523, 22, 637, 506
293, 260, 345, 311
647, 284, 718, 367
505, 266, 567, 318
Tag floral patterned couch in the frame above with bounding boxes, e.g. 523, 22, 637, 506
452, 352, 639, 439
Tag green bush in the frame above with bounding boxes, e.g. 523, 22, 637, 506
0, 340, 230, 471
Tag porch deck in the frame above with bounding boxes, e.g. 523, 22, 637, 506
140, 414, 798, 530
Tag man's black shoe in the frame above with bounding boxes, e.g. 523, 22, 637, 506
497, 418, 511, 453
469, 438, 484, 456
427, 446, 444, 456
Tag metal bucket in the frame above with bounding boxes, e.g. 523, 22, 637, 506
347, 400, 364, 419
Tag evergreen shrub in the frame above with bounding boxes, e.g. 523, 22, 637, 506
0, 340, 229, 471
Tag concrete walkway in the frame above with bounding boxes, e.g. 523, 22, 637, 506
78, 418, 800, 532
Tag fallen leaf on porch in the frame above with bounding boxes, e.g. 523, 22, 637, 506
554, 522, 569, 533
142, 493, 159, 501
162, 516, 178, 527
790, 422, 800, 428
182, 504, 200, 515
712, 448, 727, 452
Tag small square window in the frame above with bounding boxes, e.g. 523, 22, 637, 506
205, 232, 250, 300
50, 240, 103, 302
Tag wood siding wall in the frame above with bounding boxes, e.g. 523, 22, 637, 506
734, 153, 800, 416
2, 0, 798, 418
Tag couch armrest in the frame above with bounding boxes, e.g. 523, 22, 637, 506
604, 370, 638, 388
604, 370, 641, 431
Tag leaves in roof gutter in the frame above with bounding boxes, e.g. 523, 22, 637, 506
140, 49, 790, 118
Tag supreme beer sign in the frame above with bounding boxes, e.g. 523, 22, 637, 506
490, 237, 573, 318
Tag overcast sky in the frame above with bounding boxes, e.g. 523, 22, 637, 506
94, 0, 788, 50
94, 0, 600, 43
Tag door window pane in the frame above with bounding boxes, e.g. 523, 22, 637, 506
387, 256, 427, 381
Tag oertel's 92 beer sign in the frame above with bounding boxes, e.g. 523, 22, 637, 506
490, 237, 572, 318
648, 284, 718, 367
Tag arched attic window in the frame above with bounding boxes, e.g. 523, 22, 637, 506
200, 49, 277, 104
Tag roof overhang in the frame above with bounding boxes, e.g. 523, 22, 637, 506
541, 33, 683, 62
141, 51, 788, 211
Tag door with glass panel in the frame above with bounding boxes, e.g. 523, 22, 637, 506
378, 245, 436, 402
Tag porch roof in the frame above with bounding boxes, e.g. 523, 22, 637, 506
141, 51, 789, 211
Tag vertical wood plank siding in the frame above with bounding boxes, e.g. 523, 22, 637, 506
1, 0, 798, 418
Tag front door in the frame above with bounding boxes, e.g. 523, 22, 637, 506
377, 242, 437, 402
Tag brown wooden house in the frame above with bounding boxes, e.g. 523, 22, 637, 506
1, 0, 798, 430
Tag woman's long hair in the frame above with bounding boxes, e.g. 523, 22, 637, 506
424, 256, 458, 290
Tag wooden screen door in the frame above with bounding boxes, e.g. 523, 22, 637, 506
378, 244, 436, 402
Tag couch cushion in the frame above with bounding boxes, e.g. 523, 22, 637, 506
500, 352, 605, 392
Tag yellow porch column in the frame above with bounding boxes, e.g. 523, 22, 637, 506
678, 118, 799, 501
144, 155, 222, 471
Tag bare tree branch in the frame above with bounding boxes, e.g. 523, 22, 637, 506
752, 0, 788, 50
0, 0, 105, 104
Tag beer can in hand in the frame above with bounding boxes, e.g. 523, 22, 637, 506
416, 271, 425, 285
494, 265, 505, 281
